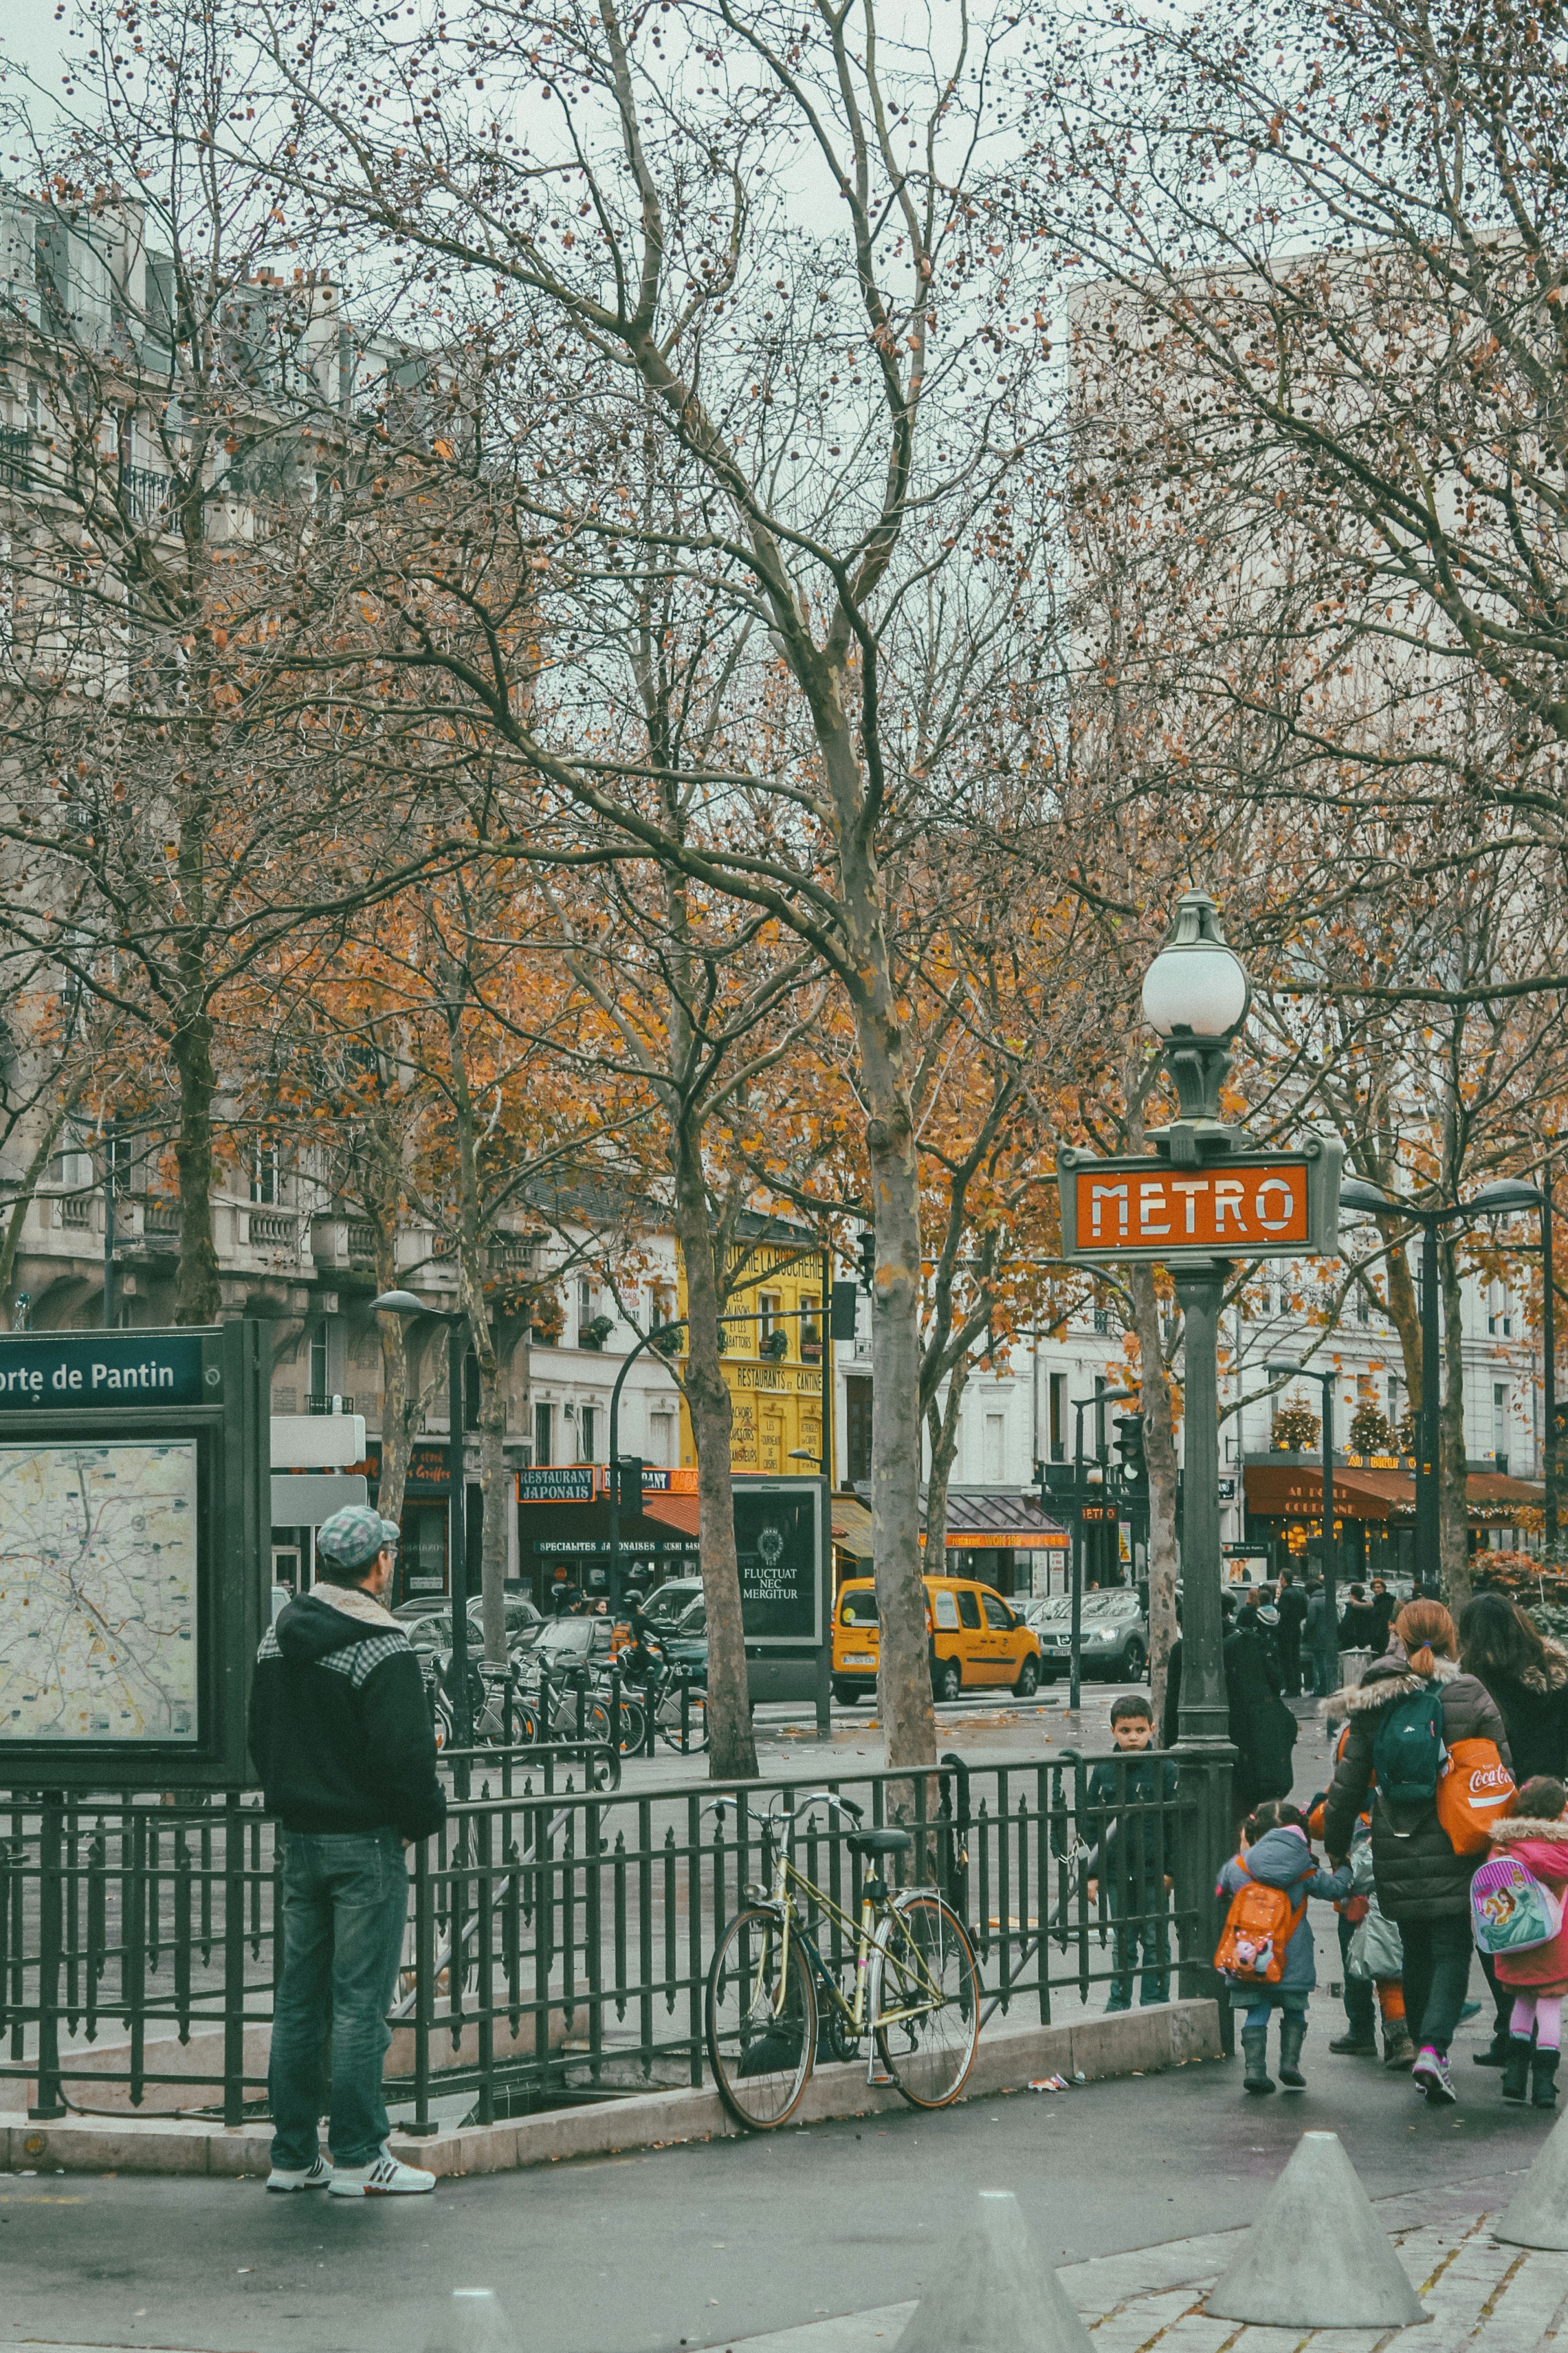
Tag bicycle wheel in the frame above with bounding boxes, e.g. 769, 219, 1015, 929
612, 1695, 647, 1754
656, 1683, 709, 1753
706, 1906, 817, 2130
872, 1892, 980, 2110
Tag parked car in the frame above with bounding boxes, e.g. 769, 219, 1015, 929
397, 1595, 545, 1656
1028, 1589, 1149, 1685
639, 1577, 705, 1632
830, 1575, 1041, 1706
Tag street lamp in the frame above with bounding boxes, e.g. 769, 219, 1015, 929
1267, 1359, 1340, 1682
1139, 893, 1252, 1751
1338, 1177, 1545, 1594
373, 1288, 472, 1751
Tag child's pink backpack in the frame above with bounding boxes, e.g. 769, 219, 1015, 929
1470, 1851, 1564, 1956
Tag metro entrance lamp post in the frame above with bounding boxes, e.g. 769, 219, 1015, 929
373, 1289, 472, 1751
1137, 895, 1252, 1751
1337, 1176, 1545, 1593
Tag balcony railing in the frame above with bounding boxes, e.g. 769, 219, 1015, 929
57, 1193, 91, 1229
346, 1219, 377, 1263
120, 464, 175, 529
0, 426, 30, 490
247, 1210, 298, 1250
143, 1199, 181, 1237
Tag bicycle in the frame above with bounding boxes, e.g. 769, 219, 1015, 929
704, 1790, 980, 2130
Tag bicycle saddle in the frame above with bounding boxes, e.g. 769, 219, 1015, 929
845, 1827, 913, 1856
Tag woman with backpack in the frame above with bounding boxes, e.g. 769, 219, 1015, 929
1215, 1799, 1351, 2095
1323, 1599, 1512, 2105
1473, 1775, 1568, 2108
1457, 1594, 1568, 2067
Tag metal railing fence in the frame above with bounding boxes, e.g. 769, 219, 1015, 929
0, 1745, 1230, 2134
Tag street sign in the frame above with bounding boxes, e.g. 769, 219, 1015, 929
0, 1322, 269, 1789
1056, 1138, 1343, 1263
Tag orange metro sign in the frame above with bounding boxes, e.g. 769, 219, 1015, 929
1056, 1141, 1342, 1264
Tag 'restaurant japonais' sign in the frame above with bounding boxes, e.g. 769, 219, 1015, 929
1056, 1136, 1343, 1264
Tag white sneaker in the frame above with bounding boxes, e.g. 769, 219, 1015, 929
267, 2154, 331, 2191
329, 2151, 436, 2198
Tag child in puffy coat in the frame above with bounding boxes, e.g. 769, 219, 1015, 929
1485, 1774, 1568, 2108
1217, 1799, 1351, 2095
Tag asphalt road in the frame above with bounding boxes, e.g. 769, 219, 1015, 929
5, 2040, 1552, 2353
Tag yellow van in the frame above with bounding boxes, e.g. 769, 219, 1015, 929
831, 1575, 1041, 1706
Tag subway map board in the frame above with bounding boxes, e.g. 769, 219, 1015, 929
0, 1441, 199, 1742
0, 1322, 268, 1787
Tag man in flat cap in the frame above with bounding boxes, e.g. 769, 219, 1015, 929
249, 1504, 445, 2196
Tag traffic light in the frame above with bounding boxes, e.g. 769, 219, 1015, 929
614, 1455, 643, 1515
1112, 1412, 1147, 1481
830, 1280, 861, 1340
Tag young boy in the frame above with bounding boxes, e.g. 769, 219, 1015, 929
1217, 1799, 1351, 2094
1085, 1695, 1178, 2012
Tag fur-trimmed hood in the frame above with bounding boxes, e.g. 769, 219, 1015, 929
1512, 1639, 1568, 1698
1321, 1648, 1459, 1725
1490, 1813, 1568, 1847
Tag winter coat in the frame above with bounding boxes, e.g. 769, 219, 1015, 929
1215, 1823, 1351, 1993
1276, 1584, 1307, 1650
1304, 1589, 1337, 1655
1486, 1815, 1568, 1993
1225, 1624, 1296, 1810
1338, 1601, 1380, 1650
1467, 1639, 1568, 1785
249, 1587, 446, 1843
1085, 1754, 1180, 1893
1368, 1593, 1396, 1652
1321, 1647, 1511, 1921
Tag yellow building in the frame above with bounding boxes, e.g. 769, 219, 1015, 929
676, 1234, 827, 1476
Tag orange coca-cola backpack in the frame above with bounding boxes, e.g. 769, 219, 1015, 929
1213, 1857, 1307, 1985
1435, 1739, 1516, 1857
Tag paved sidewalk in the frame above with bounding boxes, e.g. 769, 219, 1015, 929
708, 2202, 1568, 2353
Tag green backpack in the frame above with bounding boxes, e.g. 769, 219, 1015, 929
1373, 1683, 1446, 1804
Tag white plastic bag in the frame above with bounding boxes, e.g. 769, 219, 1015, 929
1347, 1894, 1404, 1980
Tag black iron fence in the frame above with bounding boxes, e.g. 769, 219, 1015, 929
0, 1744, 1230, 2132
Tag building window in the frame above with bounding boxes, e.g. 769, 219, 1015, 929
648, 1410, 675, 1468
308, 1321, 331, 1408
1355, 1287, 1370, 1326
1048, 1372, 1066, 1463
533, 1400, 553, 1467
984, 1412, 1006, 1483
1488, 1285, 1513, 1338
51, 1126, 93, 1190
580, 1403, 597, 1461
801, 1294, 821, 1361
1494, 1383, 1510, 1471
251, 1142, 281, 1205
577, 1278, 593, 1342
758, 1291, 785, 1357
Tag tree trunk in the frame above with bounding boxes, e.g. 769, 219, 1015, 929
1131, 1264, 1180, 1732
170, 1005, 222, 1324
1439, 1236, 1472, 1610
864, 1086, 936, 1775
475, 1363, 509, 1667
370, 1172, 415, 1527
0, 1102, 71, 1323
672, 1124, 758, 1780
923, 1354, 970, 1567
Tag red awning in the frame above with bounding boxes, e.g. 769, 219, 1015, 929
1244, 1463, 1544, 1526
641, 1491, 700, 1537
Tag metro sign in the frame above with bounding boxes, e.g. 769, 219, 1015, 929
1057, 1137, 1343, 1264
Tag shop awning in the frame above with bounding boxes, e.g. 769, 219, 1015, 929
1244, 1462, 1545, 1526
920, 1488, 1070, 1552
830, 1496, 876, 1559
641, 1491, 700, 1537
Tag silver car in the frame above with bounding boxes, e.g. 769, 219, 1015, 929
1026, 1589, 1149, 1685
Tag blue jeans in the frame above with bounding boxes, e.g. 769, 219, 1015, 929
1105, 1883, 1170, 2010
1310, 1649, 1338, 1697
268, 1829, 410, 2171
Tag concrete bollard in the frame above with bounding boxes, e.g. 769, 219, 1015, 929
894, 2188, 1095, 2353
1494, 2102, 1568, 2248
422, 2288, 520, 2353
1206, 2132, 1427, 2329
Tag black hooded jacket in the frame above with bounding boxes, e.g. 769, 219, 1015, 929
248, 1590, 446, 1841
